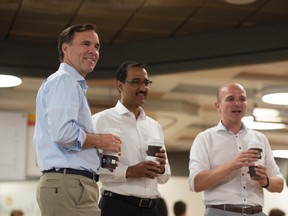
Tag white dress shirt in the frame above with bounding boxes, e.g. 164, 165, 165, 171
189, 121, 283, 207
92, 101, 171, 199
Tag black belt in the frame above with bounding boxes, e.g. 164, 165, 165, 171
206, 205, 262, 214
102, 190, 159, 208
43, 168, 99, 182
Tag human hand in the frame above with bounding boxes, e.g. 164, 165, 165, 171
99, 133, 121, 153
126, 161, 161, 179
155, 148, 166, 174
252, 164, 269, 185
229, 149, 259, 171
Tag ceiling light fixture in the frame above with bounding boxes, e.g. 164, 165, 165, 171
262, 86, 288, 105
225, 0, 256, 5
253, 108, 283, 123
242, 116, 286, 130
0, 74, 22, 88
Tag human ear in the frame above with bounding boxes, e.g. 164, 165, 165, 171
214, 102, 220, 112
117, 81, 122, 92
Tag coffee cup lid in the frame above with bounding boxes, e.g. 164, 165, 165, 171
147, 138, 163, 146
248, 141, 263, 149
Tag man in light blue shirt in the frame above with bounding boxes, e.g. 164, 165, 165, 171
34, 24, 121, 216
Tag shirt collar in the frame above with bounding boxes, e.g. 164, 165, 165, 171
59, 63, 87, 91
216, 121, 249, 133
115, 100, 146, 119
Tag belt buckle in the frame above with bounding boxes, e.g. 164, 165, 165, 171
139, 198, 153, 208
242, 206, 253, 215
104, 191, 113, 197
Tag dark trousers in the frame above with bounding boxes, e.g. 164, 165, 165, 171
99, 195, 159, 216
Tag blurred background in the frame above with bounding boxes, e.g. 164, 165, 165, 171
0, 0, 288, 215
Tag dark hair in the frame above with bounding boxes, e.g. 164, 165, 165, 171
116, 61, 147, 82
173, 200, 186, 216
57, 24, 98, 62
10, 209, 24, 216
269, 208, 285, 216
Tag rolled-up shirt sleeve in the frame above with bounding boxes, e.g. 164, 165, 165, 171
45, 74, 85, 151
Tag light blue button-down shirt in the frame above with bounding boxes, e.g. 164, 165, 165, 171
34, 63, 100, 173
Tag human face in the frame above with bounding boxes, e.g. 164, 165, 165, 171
62, 30, 100, 77
215, 83, 247, 126
119, 67, 150, 112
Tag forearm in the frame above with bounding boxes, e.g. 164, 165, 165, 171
264, 176, 284, 193
82, 133, 101, 149
194, 163, 233, 192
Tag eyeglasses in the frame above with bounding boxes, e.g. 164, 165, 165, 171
123, 79, 152, 87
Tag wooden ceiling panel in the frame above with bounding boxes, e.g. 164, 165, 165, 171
194, 6, 254, 23
81, 0, 144, 12
261, 0, 288, 13
18, 0, 82, 18
113, 29, 168, 44
74, 10, 131, 28
0, 0, 20, 38
125, 15, 184, 33
176, 18, 236, 35
140, 0, 200, 18
8, 0, 82, 42
247, 11, 288, 25
1, 0, 287, 45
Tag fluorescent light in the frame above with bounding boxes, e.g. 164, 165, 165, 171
242, 116, 286, 130
272, 150, 288, 159
262, 86, 288, 105
0, 74, 22, 87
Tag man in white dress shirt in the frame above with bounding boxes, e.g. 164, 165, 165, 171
189, 83, 284, 216
92, 61, 171, 216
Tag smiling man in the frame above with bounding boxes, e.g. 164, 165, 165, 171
92, 61, 171, 216
188, 83, 284, 216
34, 24, 121, 216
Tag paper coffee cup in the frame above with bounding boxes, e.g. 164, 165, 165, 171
146, 138, 163, 165
248, 141, 264, 179
101, 128, 121, 169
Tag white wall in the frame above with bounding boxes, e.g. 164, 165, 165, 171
0, 181, 40, 216
0, 177, 287, 216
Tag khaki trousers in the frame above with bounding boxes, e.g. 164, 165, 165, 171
36, 172, 100, 216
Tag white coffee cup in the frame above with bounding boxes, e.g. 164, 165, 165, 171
101, 128, 121, 169
146, 138, 163, 165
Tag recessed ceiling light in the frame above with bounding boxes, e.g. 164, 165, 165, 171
262, 86, 288, 105
225, 0, 256, 5
253, 108, 279, 117
253, 108, 282, 123
0, 74, 22, 88
242, 116, 286, 130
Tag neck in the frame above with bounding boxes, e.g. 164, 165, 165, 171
222, 120, 242, 134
